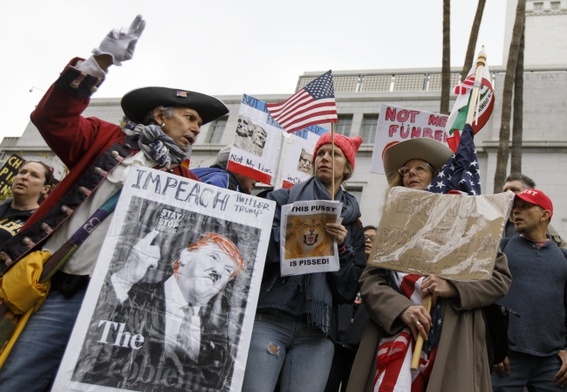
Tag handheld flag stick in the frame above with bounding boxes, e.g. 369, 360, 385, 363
331, 123, 335, 201
411, 294, 432, 370
465, 48, 488, 126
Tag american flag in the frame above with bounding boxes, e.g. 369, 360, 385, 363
427, 123, 481, 196
266, 70, 338, 133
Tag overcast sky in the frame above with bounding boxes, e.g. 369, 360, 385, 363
0, 0, 508, 141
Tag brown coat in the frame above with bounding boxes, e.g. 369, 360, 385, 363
346, 252, 511, 392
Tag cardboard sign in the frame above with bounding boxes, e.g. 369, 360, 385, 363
367, 187, 514, 280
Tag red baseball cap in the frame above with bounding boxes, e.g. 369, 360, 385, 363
514, 188, 553, 218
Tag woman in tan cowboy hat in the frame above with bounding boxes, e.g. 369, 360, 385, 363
347, 136, 511, 392
382, 137, 453, 189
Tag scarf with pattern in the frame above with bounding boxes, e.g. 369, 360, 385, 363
125, 123, 188, 169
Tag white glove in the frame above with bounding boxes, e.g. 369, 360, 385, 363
92, 14, 146, 66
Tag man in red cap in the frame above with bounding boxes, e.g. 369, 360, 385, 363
502, 173, 566, 248
492, 188, 567, 391
0, 15, 228, 390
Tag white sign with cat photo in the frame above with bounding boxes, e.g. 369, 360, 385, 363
280, 200, 342, 276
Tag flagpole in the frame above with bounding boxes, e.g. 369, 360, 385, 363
331, 123, 335, 201
411, 294, 432, 370
465, 47, 487, 126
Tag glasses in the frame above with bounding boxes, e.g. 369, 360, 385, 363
364, 234, 375, 242
398, 163, 432, 177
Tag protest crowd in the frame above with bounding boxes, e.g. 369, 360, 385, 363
0, 14, 566, 392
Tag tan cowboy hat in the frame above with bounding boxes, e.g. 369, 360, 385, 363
383, 138, 453, 185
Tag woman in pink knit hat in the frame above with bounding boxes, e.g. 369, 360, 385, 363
242, 133, 366, 392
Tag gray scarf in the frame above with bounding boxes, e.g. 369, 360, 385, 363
126, 123, 187, 169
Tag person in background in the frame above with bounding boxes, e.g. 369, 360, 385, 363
362, 226, 377, 261
193, 145, 257, 194
347, 136, 511, 392
501, 174, 567, 392
0, 161, 53, 245
492, 189, 567, 391
0, 15, 228, 391
502, 173, 566, 247
242, 133, 366, 392
325, 225, 376, 392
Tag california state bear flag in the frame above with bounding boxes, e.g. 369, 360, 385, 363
445, 51, 495, 152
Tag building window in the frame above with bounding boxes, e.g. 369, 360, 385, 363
205, 117, 228, 144
335, 115, 353, 135
343, 185, 362, 203
392, 74, 426, 91
360, 114, 379, 144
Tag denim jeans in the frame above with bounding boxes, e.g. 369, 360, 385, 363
242, 310, 334, 392
492, 350, 564, 391
0, 287, 86, 391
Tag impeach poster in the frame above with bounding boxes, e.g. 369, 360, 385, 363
52, 166, 276, 392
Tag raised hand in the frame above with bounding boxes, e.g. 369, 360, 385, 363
92, 14, 146, 66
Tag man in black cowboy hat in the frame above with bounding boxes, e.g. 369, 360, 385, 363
0, 15, 228, 391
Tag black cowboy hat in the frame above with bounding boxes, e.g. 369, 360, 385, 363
121, 87, 229, 125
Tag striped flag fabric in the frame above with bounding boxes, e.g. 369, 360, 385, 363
374, 273, 437, 391
445, 62, 495, 152
267, 71, 338, 133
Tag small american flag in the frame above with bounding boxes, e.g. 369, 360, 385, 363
267, 70, 338, 133
427, 123, 481, 196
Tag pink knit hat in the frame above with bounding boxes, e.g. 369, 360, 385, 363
312, 133, 363, 169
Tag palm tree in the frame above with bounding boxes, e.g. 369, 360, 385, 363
461, 0, 487, 81
494, 0, 526, 192
440, 0, 451, 114
511, 20, 525, 173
